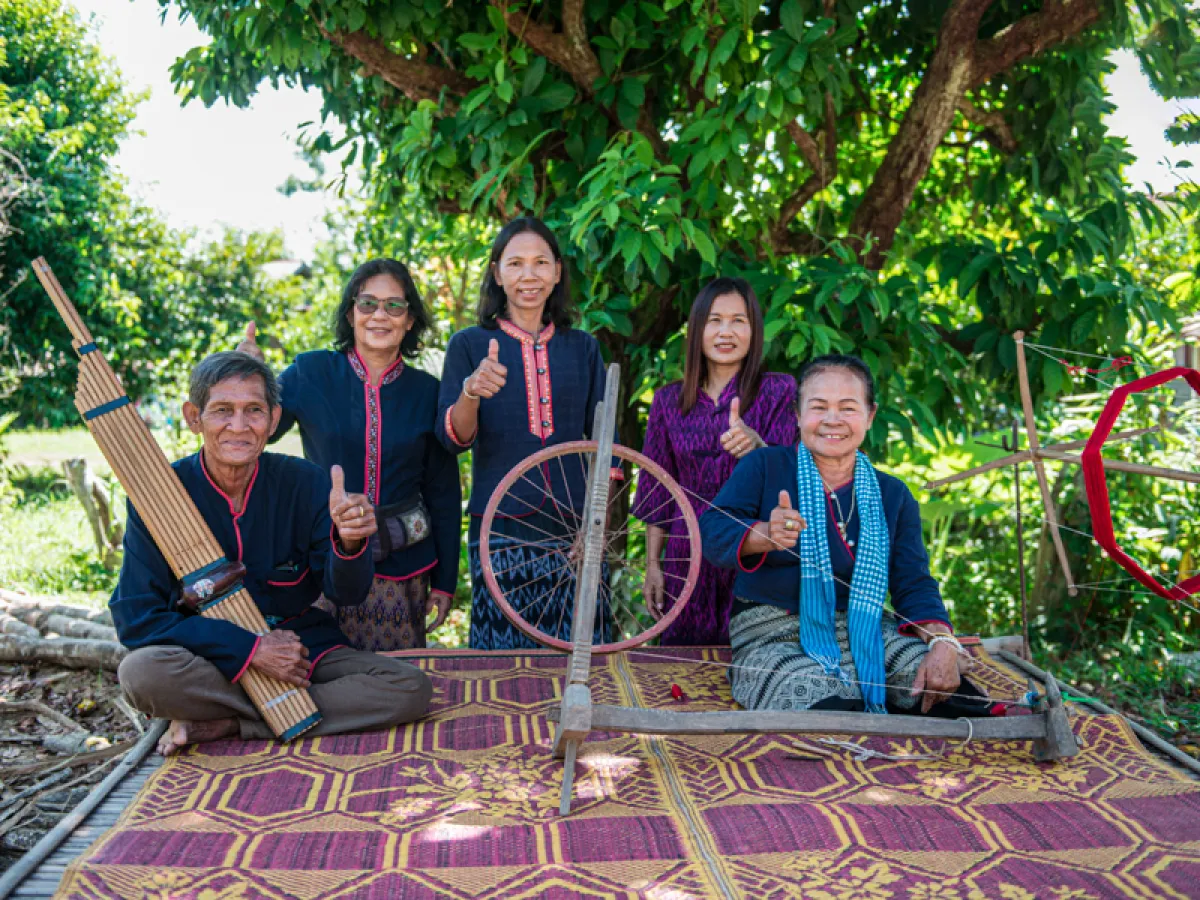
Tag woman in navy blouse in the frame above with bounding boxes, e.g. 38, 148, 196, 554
701, 355, 1004, 718
238, 259, 461, 650
436, 217, 611, 650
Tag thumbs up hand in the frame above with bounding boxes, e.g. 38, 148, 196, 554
768, 489, 806, 550
720, 396, 765, 459
235, 321, 265, 362
329, 464, 376, 553
463, 338, 508, 400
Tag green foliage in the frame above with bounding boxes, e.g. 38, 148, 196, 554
0, 0, 316, 424
155, 0, 1200, 452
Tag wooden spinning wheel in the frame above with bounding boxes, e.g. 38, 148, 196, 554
484, 364, 1078, 817
478, 373, 703, 653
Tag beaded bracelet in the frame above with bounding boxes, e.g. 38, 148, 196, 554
927, 633, 964, 655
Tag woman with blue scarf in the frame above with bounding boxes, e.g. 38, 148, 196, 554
701, 354, 995, 716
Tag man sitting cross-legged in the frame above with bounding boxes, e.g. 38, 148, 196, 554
112, 351, 433, 756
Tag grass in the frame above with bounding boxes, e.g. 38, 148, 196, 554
0, 467, 117, 608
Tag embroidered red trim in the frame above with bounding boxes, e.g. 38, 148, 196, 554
737, 524, 767, 573
330, 523, 368, 560
307, 644, 344, 679
231, 635, 261, 683
266, 567, 311, 587
348, 350, 404, 505
498, 319, 556, 440
199, 450, 258, 562
444, 406, 474, 448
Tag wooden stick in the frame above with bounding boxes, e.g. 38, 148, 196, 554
1037, 449, 1200, 485
924, 427, 1165, 492
997, 650, 1200, 779
0, 721, 166, 900
925, 450, 1032, 490
1014, 332, 1077, 596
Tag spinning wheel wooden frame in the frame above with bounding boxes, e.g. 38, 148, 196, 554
481, 363, 1080, 817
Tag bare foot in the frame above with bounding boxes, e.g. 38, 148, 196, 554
157, 718, 239, 756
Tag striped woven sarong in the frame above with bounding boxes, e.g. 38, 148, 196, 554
729, 604, 929, 711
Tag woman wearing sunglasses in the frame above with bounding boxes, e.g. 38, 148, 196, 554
236, 258, 461, 651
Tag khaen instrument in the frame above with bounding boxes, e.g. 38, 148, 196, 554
33, 257, 321, 741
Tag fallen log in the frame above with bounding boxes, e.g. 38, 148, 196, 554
0, 634, 125, 672
0, 590, 113, 627
3, 608, 117, 642
0, 613, 40, 640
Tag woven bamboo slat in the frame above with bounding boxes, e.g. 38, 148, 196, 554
33, 257, 322, 742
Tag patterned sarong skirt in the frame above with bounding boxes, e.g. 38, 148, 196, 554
728, 604, 929, 712
320, 575, 430, 652
467, 513, 611, 651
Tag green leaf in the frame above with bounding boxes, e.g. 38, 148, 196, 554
691, 228, 717, 265
780, 0, 805, 41
522, 56, 547, 96
538, 82, 576, 110
957, 252, 994, 299
712, 29, 739, 68
496, 80, 514, 103
621, 77, 646, 108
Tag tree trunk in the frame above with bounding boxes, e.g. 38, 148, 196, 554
0, 591, 113, 627
0, 635, 126, 672
61, 458, 122, 568
3, 609, 117, 642
850, 0, 988, 268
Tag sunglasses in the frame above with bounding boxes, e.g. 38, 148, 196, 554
355, 294, 409, 317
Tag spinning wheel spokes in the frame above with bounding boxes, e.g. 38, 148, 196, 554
480, 441, 702, 653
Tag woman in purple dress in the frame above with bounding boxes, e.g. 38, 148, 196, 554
632, 277, 797, 645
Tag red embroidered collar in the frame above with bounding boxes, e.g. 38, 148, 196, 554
346, 349, 404, 387
498, 318, 555, 346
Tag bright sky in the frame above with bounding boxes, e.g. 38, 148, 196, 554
74, 1, 1198, 262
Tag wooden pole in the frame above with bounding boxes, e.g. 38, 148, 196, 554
998, 650, 1200, 778
1014, 332, 1077, 596
1037, 449, 1200, 485
0, 720, 168, 900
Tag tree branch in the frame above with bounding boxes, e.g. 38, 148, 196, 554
772, 92, 838, 254
971, 0, 1103, 89
956, 97, 1016, 152
319, 26, 476, 103
494, 1, 602, 95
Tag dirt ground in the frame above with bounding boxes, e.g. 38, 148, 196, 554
0, 663, 143, 873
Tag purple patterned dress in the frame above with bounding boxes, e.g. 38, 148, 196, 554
632, 372, 798, 645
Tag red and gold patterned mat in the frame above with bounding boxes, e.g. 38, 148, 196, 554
56, 647, 1200, 899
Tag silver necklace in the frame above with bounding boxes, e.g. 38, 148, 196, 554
822, 479, 856, 547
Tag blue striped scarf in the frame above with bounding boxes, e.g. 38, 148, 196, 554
795, 444, 891, 713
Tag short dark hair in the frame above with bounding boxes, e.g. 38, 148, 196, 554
477, 217, 574, 330
191, 351, 280, 411
334, 259, 430, 358
679, 277, 765, 416
796, 354, 877, 409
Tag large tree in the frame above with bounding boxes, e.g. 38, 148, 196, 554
160, 0, 1197, 446
0, 0, 315, 424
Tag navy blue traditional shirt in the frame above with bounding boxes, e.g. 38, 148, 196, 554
436, 320, 610, 518
272, 350, 462, 598
700, 445, 951, 632
110, 451, 374, 682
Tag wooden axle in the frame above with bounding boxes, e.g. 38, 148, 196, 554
547, 704, 1057, 742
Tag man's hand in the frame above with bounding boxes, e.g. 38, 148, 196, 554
644, 562, 667, 620
768, 490, 806, 550
427, 591, 453, 631
464, 339, 507, 399
329, 464, 376, 553
911, 642, 962, 713
235, 321, 265, 361
250, 630, 310, 687
720, 398, 765, 459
